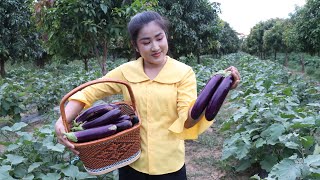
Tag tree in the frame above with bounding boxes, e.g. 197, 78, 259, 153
157, 0, 221, 63
0, 0, 39, 78
244, 19, 277, 59
263, 19, 285, 61
218, 21, 240, 55
280, 20, 294, 67
294, 0, 320, 56
39, 0, 156, 75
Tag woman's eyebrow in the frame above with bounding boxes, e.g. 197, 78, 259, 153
139, 32, 164, 41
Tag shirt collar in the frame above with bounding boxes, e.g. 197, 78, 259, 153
121, 56, 189, 84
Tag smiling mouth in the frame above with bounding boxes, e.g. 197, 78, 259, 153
152, 52, 161, 57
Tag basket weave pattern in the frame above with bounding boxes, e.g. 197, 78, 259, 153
78, 126, 140, 170
59, 79, 141, 175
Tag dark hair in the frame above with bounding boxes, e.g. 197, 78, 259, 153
128, 11, 169, 58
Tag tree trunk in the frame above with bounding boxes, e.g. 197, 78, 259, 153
274, 50, 277, 61
197, 54, 201, 64
300, 54, 305, 73
83, 57, 88, 71
94, 41, 108, 76
284, 51, 288, 67
101, 41, 107, 75
36, 52, 47, 68
0, 56, 6, 78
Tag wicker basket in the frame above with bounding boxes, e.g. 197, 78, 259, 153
59, 79, 141, 175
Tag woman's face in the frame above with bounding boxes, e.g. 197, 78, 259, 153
136, 21, 168, 66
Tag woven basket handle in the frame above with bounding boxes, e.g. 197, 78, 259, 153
59, 78, 136, 132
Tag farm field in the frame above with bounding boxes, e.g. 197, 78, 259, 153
0, 53, 319, 179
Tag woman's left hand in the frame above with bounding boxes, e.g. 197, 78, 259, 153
225, 66, 241, 89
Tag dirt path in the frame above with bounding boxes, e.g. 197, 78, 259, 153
185, 122, 250, 180
185, 127, 226, 180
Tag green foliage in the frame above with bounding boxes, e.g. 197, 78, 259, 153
219, 53, 320, 179
157, 0, 221, 61
0, 121, 114, 179
1, 60, 101, 124
0, 0, 41, 77
38, 0, 156, 74
293, 0, 320, 54
217, 21, 240, 55
0, 52, 319, 179
0, 83, 26, 122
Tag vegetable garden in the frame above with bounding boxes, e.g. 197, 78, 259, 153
0, 53, 319, 179
1, 0, 320, 179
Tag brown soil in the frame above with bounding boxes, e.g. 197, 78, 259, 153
185, 124, 250, 180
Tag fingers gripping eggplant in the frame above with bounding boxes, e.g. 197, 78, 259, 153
64, 124, 117, 143
74, 104, 117, 124
205, 75, 234, 121
190, 74, 223, 120
73, 108, 122, 131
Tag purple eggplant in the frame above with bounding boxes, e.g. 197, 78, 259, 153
74, 104, 117, 124
72, 108, 121, 131
115, 120, 133, 132
191, 74, 223, 120
205, 75, 233, 121
112, 115, 131, 123
131, 115, 139, 125
64, 124, 117, 143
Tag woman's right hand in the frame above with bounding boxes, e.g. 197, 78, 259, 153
55, 118, 79, 155
55, 100, 85, 155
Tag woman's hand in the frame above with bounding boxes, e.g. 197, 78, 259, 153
55, 118, 79, 154
55, 100, 85, 155
225, 66, 241, 89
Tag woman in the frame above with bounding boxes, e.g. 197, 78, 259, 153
55, 11, 240, 180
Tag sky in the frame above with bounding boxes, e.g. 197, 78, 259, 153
213, 0, 306, 35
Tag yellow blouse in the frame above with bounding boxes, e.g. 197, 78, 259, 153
69, 56, 213, 175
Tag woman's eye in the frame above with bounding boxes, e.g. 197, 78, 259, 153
157, 37, 163, 41
142, 41, 150, 45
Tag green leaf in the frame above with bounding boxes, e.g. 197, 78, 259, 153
41, 173, 61, 180
236, 159, 252, 171
268, 158, 303, 180
11, 122, 28, 132
13, 165, 27, 178
282, 87, 292, 96
301, 136, 314, 149
50, 164, 65, 170
1, 126, 13, 132
255, 138, 266, 148
260, 155, 278, 172
61, 165, 80, 178
6, 154, 25, 165
16, 131, 33, 141
22, 174, 34, 180
7, 144, 20, 151
261, 123, 285, 145
307, 103, 320, 107
39, 127, 53, 134
235, 141, 250, 160
233, 107, 248, 121
304, 154, 320, 167
100, 4, 108, 14
47, 143, 65, 153
28, 162, 42, 173
284, 141, 300, 150
314, 144, 320, 155
292, 117, 315, 125
221, 146, 238, 160
279, 133, 300, 150
0, 165, 14, 180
